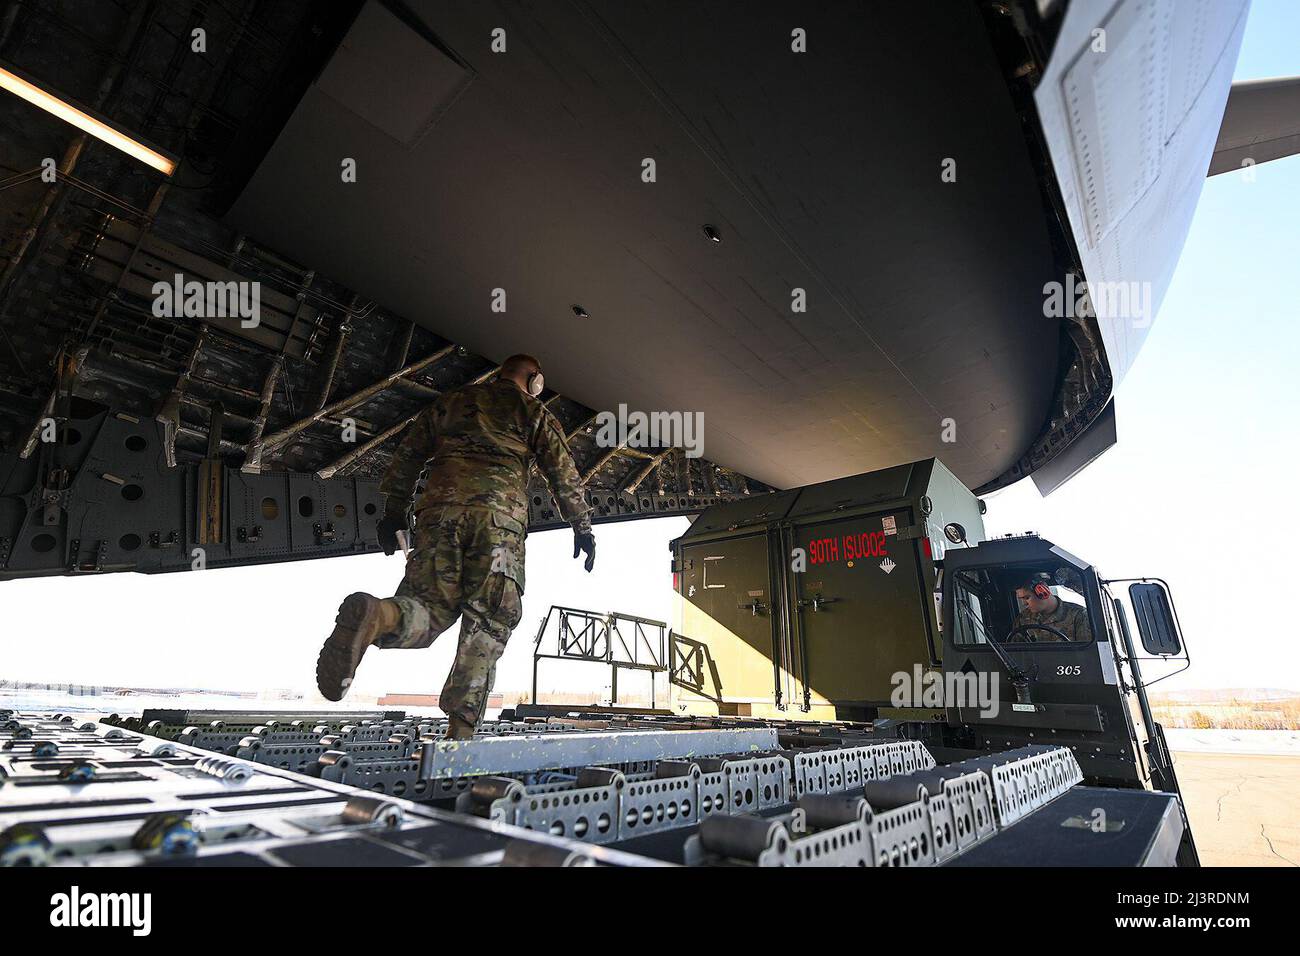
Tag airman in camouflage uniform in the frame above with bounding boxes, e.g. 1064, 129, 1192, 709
1011, 579, 1093, 643
316, 355, 594, 739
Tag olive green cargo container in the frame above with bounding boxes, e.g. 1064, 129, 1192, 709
671, 458, 983, 720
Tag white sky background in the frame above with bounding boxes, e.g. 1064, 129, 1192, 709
2, 7, 1297, 700
0, 515, 692, 701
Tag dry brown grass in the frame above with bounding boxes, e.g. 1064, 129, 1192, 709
1151, 697, 1300, 730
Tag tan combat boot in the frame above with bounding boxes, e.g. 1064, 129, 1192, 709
444, 715, 477, 740
316, 593, 401, 701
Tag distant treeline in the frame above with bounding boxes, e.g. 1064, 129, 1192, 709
1153, 697, 1300, 730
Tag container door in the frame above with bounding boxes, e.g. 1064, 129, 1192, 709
678, 532, 785, 709
791, 509, 933, 707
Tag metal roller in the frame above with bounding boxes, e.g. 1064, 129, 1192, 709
465, 775, 525, 811
57, 761, 96, 782
798, 793, 870, 830
0, 824, 52, 867
575, 767, 624, 789
317, 750, 350, 771
137, 742, 177, 757
341, 795, 403, 827
861, 777, 931, 811
909, 768, 972, 793
654, 760, 699, 779
534, 771, 577, 785
698, 814, 788, 861
131, 812, 198, 855
417, 741, 437, 779
194, 755, 253, 782
500, 838, 595, 867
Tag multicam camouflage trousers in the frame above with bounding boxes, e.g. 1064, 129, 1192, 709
374, 506, 525, 726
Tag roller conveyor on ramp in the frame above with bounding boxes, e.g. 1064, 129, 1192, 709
0, 710, 1183, 866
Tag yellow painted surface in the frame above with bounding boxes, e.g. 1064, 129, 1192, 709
672, 593, 840, 717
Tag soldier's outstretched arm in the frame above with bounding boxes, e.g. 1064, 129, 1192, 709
531, 412, 596, 570
374, 405, 440, 553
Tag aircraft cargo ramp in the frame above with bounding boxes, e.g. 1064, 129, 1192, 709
0, 709, 1185, 867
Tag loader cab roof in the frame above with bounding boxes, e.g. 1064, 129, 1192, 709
945, 533, 1091, 576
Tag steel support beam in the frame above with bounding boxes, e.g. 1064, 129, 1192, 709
315, 412, 418, 479
241, 354, 285, 473
258, 345, 455, 453
423, 728, 779, 779
624, 449, 672, 493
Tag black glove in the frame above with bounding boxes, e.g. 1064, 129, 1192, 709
573, 530, 596, 572
376, 514, 406, 556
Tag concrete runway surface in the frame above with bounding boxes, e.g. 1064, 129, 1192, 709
1172, 751, 1300, 866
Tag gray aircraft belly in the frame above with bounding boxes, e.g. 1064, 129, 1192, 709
233, 0, 1258, 494
228, 1, 1063, 492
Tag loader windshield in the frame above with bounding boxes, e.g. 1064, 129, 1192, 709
951, 567, 1094, 646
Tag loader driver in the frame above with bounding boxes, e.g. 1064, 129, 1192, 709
315, 354, 596, 740
1009, 573, 1093, 643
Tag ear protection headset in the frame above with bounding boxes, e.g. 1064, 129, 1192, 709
1025, 573, 1053, 600
525, 368, 544, 397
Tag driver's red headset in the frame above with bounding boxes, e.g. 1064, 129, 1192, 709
1027, 572, 1053, 600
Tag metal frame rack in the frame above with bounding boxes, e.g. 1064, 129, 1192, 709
531, 607, 669, 709
0, 710, 654, 867
2, 708, 1187, 867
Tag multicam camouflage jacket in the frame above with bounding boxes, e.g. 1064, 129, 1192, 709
379, 377, 593, 534
1012, 599, 1094, 643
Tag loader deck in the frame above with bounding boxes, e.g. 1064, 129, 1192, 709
0, 708, 1185, 867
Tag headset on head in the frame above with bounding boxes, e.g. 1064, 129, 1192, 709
1024, 572, 1053, 600
525, 368, 544, 397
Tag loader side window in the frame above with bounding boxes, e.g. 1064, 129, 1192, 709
951, 570, 997, 646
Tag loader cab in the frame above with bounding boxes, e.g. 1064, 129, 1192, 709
949, 565, 1097, 648
937, 534, 1187, 795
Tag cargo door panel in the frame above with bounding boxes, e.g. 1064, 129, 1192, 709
791, 509, 933, 706
679, 533, 783, 707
